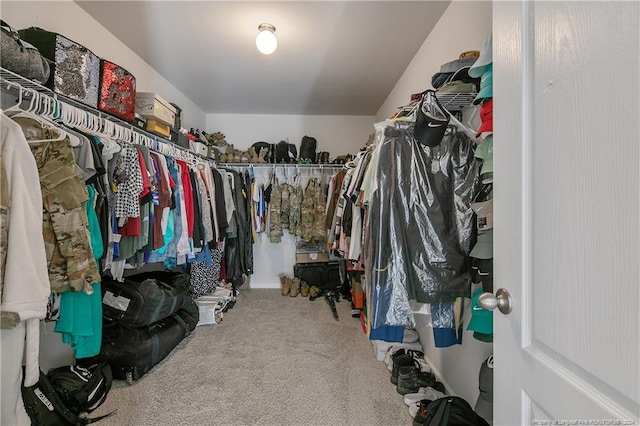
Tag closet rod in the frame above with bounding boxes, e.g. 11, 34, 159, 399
0, 67, 213, 165
217, 163, 343, 169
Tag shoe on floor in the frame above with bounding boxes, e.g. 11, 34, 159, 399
300, 280, 309, 297
289, 277, 300, 297
404, 386, 447, 407
391, 354, 418, 385
280, 274, 290, 296
397, 365, 438, 395
410, 399, 433, 423
385, 347, 413, 372
403, 327, 420, 343
390, 349, 426, 381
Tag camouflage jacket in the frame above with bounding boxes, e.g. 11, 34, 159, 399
14, 117, 100, 294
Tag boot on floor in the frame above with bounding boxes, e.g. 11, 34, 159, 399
289, 277, 300, 297
300, 280, 309, 297
280, 274, 290, 296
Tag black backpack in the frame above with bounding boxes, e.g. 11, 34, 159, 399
299, 135, 317, 163
21, 359, 115, 425
423, 396, 490, 425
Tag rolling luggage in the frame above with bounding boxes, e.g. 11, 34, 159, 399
100, 301, 198, 384
101, 271, 190, 328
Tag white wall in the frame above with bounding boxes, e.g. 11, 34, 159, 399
376, 0, 492, 122
376, 0, 494, 407
1, 0, 207, 130
208, 113, 373, 288
207, 113, 374, 157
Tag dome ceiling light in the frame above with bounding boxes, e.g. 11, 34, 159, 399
256, 23, 277, 55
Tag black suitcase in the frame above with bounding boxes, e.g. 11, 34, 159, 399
100, 301, 198, 384
101, 271, 190, 328
294, 261, 341, 290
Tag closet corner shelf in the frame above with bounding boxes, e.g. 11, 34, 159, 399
434, 92, 477, 112
0, 67, 213, 163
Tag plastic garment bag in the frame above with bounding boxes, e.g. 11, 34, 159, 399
366, 122, 480, 328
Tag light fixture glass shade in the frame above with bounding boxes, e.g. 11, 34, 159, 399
256, 23, 277, 55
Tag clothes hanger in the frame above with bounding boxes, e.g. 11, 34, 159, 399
1, 82, 25, 115
7, 88, 68, 144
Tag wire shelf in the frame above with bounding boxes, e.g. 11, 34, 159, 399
434, 92, 477, 112
0, 67, 213, 163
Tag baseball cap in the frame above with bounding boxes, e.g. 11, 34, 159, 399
414, 92, 450, 147
467, 287, 493, 335
471, 198, 493, 231
469, 34, 493, 78
470, 229, 493, 259
474, 134, 493, 182
475, 116, 493, 138
431, 57, 479, 89
473, 65, 493, 105
476, 98, 493, 137
475, 355, 494, 423
479, 98, 493, 121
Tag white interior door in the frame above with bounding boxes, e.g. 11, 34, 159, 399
493, 1, 639, 424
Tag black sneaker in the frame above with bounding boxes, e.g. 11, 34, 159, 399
397, 366, 438, 395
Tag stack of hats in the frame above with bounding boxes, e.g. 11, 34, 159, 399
467, 34, 494, 343
431, 51, 480, 90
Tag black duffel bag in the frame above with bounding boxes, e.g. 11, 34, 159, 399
101, 304, 198, 383
101, 271, 190, 328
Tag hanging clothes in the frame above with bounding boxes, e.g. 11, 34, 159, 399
367, 121, 479, 328
289, 184, 303, 237
55, 185, 104, 358
14, 117, 100, 294
312, 178, 327, 241
269, 178, 282, 243
1, 114, 52, 425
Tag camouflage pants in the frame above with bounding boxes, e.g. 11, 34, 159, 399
269, 182, 282, 243
31, 140, 100, 293
312, 181, 327, 241
280, 183, 291, 230
289, 185, 303, 237
300, 180, 317, 242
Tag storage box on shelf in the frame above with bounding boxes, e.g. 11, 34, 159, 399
145, 118, 170, 138
189, 141, 208, 157
18, 27, 100, 108
170, 128, 190, 149
135, 92, 176, 126
98, 59, 136, 122
0, 67, 213, 167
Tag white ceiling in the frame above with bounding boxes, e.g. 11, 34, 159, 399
76, 1, 450, 116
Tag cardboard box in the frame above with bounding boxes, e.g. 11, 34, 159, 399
145, 119, 170, 138
295, 252, 330, 263
135, 92, 176, 126
190, 141, 208, 157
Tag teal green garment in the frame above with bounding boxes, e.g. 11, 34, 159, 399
153, 210, 174, 256
55, 185, 104, 358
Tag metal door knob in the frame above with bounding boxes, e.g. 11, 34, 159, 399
478, 288, 512, 314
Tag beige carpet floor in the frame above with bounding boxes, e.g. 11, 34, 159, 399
92, 288, 411, 426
